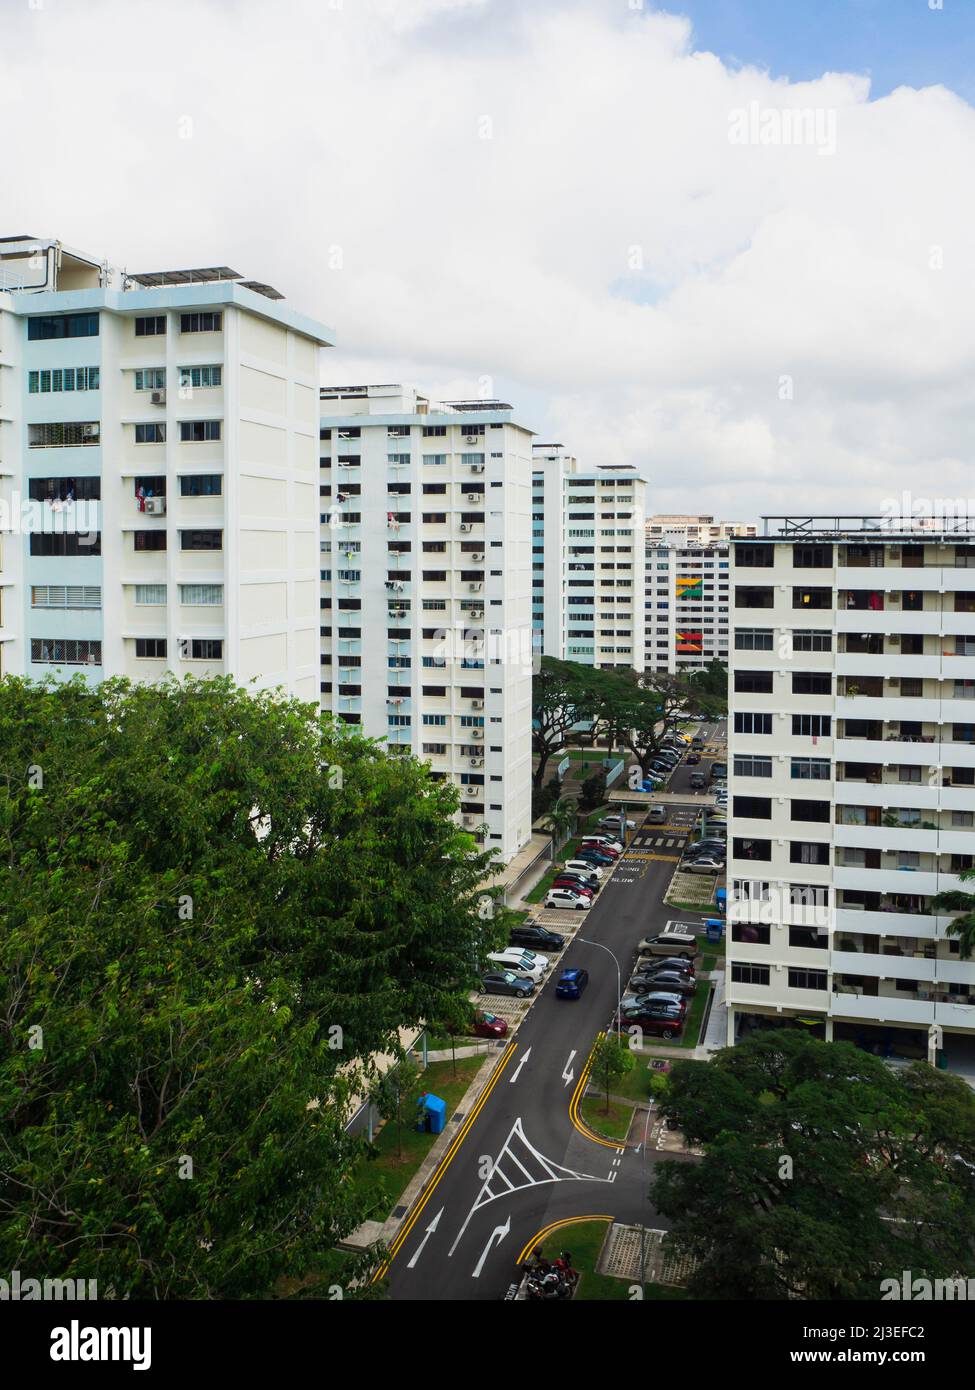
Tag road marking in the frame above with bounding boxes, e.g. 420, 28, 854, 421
568, 1035, 629, 1150
472, 1216, 511, 1278
517, 1214, 614, 1266
562, 1050, 577, 1088
406, 1206, 444, 1269
509, 1047, 532, 1083
374, 1040, 519, 1280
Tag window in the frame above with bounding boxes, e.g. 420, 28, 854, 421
734, 670, 773, 693
792, 714, 832, 737
178, 365, 222, 389
422, 454, 447, 467
734, 796, 772, 819
735, 586, 774, 609
791, 799, 831, 822
793, 544, 833, 568
135, 638, 168, 659
134, 531, 166, 551
733, 755, 772, 778
792, 672, 831, 695
30, 585, 101, 609
180, 312, 222, 333
422, 425, 446, 437
31, 638, 101, 665
28, 422, 100, 448
734, 712, 773, 735
789, 884, 829, 906
29, 366, 100, 393
731, 963, 770, 986
790, 841, 830, 865
791, 758, 831, 780
135, 584, 167, 605
179, 420, 221, 442
733, 838, 771, 861
179, 474, 222, 496
28, 313, 99, 340
735, 627, 773, 651
30, 532, 101, 556
792, 629, 832, 652
180, 530, 222, 551
134, 368, 166, 391
736, 544, 774, 567
182, 639, 223, 660
28, 477, 100, 501
788, 968, 827, 991
135, 316, 166, 336
793, 586, 832, 609
135, 423, 166, 444
179, 584, 223, 605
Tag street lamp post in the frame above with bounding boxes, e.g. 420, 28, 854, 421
577, 936, 623, 1014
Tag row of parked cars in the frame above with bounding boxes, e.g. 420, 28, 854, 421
542, 812, 634, 910
615, 927, 701, 1039
681, 783, 729, 874
636, 730, 692, 793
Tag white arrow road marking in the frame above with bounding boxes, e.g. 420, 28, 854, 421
562, 1050, 577, 1088
406, 1205, 444, 1270
509, 1047, 531, 1083
472, 1216, 511, 1278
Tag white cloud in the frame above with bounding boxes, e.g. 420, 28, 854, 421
3, 0, 974, 520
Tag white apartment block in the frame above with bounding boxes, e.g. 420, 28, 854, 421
318, 384, 534, 862
0, 236, 332, 700
726, 519, 975, 1072
644, 539, 731, 674
532, 444, 646, 671
646, 513, 757, 545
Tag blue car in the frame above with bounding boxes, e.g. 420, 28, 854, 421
555, 968, 589, 999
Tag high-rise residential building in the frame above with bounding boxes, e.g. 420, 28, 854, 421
0, 235, 333, 700
726, 518, 975, 1073
644, 539, 731, 674
532, 443, 646, 671
318, 384, 534, 861
646, 513, 757, 545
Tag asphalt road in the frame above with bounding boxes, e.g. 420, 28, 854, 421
384, 763, 725, 1300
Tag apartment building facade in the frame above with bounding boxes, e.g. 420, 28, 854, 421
726, 519, 975, 1069
532, 444, 646, 671
0, 236, 332, 700
318, 384, 533, 861
644, 539, 731, 675
646, 513, 757, 545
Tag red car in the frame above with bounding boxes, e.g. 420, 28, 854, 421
473, 1010, 509, 1039
581, 840, 620, 858
552, 877, 594, 896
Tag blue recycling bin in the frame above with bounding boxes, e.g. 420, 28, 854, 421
416, 1093, 446, 1135
705, 918, 724, 943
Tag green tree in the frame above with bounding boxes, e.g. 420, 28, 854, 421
932, 869, 975, 960
539, 793, 578, 854
589, 1034, 634, 1115
0, 675, 498, 1299
685, 660, 728, 716
579, 769, 607, 813
369, 1056, 423, 1159
650, 1030, 975, 1299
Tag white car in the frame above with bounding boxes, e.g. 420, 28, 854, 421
582, 835, 623, 852
544, 889, 589, 911
685, 854, 726, 874
598, 816, 635, 831
486, 950, 548, 980
564, 859, 604, 879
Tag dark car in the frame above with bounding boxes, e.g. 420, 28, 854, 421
617, 1005, 684, 1040
481, 970, 536, 998
510, 925, 564, 950
686, 752, 701, 764
628, 971, 696, 998
633, 956, 695, 979
555, 967, 589, 999
576, 851, 615, 867
557, 867, 600, 886
473, 1010, 509, 1038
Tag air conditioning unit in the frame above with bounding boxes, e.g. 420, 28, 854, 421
472, 699, 484, 709
463, 814, 477, 826
469, 582, 483, 592
470, 461, 484, 473
459, 523, 472, 533
471, 729, 484, 740
150, 389, 166, 406
471, 552, 484, 562
144, 496, 166, 516
464, 493, 481, 503
464, 434, 479, 444
470, 757, 483, 767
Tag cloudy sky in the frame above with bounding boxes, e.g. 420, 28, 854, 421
4, 0, 974, 525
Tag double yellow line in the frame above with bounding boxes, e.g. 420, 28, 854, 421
517, 1213, 613, 1265
372, 1042, 519, 1282
567, 1035, 626, 1150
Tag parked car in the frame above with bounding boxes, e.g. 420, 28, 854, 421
581, 839, 621, 856
564, 859, 604, 879
553, 870, 598, 890
685, 840, 726, 857
634, 952, 696, 977
628, 970, 696, 998
689, 772, 707, 790
481, 970, 535, 998
598, 815, 635, 831
638, 931, 697, 960
686, 753, 701, 765
473, 1010, 509, 1038
576, 849, 615, 866
685, 854, 725, 874
582, 835, 623, 851
552, 878, 595, 898
545, 889, 589, 910
617, 1004, 685, 1039
510, 924, 565, 951
486, 949, 549, 979
555, 967, 590, 999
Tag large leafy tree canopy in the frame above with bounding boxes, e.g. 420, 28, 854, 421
651, 1030, 975, 1299
0, 676, 498, 1298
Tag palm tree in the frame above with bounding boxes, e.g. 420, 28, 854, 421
931, 871, 975, 960
540, 794, 578, 856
